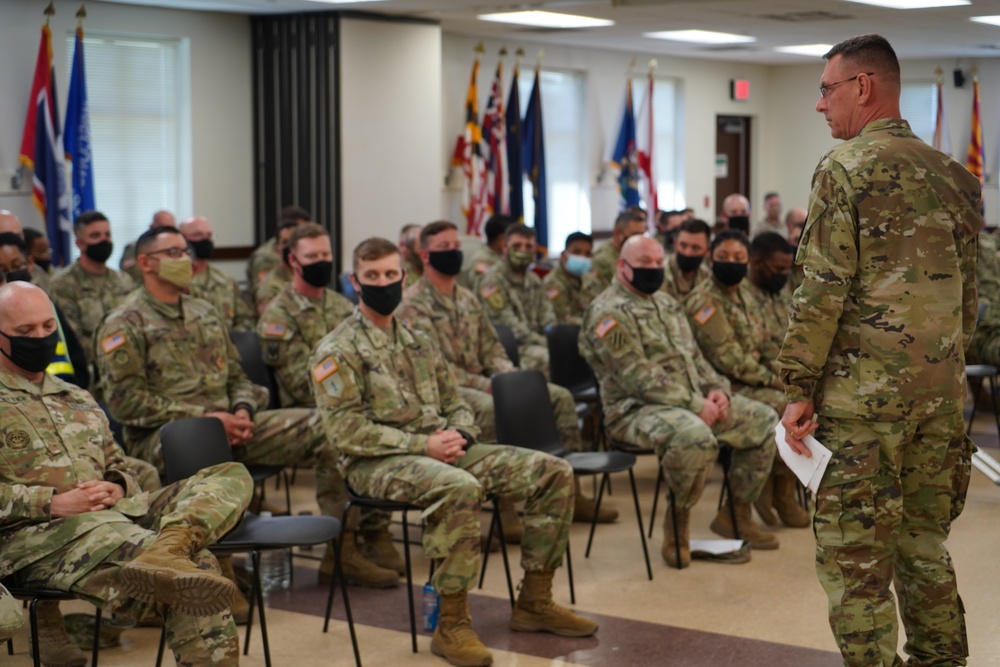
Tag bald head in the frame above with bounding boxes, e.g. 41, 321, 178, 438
179, 215, 211, 239
151, 210, 176, 230
721, 194, 750, 220
0, 282, 59, 378
616, 236, 665, 297
0, 211, 23, 237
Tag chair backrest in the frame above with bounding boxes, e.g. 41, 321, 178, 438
545, 324, 596, 395
491, 370, 566, 456
492, 322, 520, 368
230, 331, 281, 410
98, 400, 126, 448
161, 417, 234, 483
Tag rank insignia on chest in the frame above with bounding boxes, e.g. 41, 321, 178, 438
102, 331, 126, 354
312, 356, 340, 382
694, 304, 717, 326
546, 287, 560, 301
595, 316, 618, 339
263, 322, 286, 337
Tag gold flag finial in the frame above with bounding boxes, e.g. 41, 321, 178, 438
77, 3, 87, 28
648, 58, 658, 75
499, 45, 508, 58
628, 55, 637, 76
536, 49, 545, 68
44, 1, 55, 25
475, 41, 485, 61
970, 63, 979, 77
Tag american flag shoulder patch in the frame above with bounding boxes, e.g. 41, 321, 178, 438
312, 356, 340, 383
546, 287, 560, 301
480, 284, 498, 299
263, 322, 286, 337
694, 304, 717, 326
102, 331, 126, 354
475, 262, 490, 274
595, 316, 618, 339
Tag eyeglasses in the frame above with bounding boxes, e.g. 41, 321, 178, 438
144, 247, 192, 259
819, 72, 875, 98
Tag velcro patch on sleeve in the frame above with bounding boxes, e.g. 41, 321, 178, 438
312, 356, 340, 383
546, 287, 560, 301
694, 304, 717, 326
475, 262, 490, 274
101, 331, 126, 354
480, 284, 498, 299
262, 322, 286, 337
595, 316, 618, 339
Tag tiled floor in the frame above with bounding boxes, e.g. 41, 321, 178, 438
7, 413, 1000, 666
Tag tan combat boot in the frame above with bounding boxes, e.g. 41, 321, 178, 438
31, 601, 86, 667
772, 464, 811, 528
509, 570, 599, 637
430, 593, 493, 667
319, 533, 399, 588
217, 555, 251, 625
497, 495, 523, 544
120, 526, 236, 616
752, 470, 779, 526
572, 478, 618, 524
710, 501, 780, 550
361, 528, 406, 575
661, 506, 691, 569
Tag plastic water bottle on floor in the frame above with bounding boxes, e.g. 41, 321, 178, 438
422, 582, 439, 631
258, 511, 291, 592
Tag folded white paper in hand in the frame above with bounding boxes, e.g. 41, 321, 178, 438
774, 422, 833, 494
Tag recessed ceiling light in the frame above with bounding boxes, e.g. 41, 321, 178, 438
972, 15, 1000, 27
477, 11, 614, 29
774, 44, 833, 56
843, 0, 969, 8
644, 30, 756, 45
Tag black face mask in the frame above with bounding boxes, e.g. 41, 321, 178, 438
189, 239, 214, 260
728, 215, 750, 235
763, 272, 789, 294
358, 278, 403, 316
85, 240, 113, 263
300, 260, 334, 288
1, 329, 60, 373
6, 269, 32, 283
675, 253, 703, 274
34, 258, 52, 272
713, 261, 748, 287
625, 262, 664, 295
427, 249, 464, 276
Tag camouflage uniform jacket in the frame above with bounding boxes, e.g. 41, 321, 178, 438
684, 277, 783, 391
478, 261, 555, 347
542, 265, 601, 326
459, 244, 502, 291
399, 276, 514, 394
661, 253, 710, 301
309, 311, 478, 471
745, 280, 791, 367
254, 264, 292, 314
590, 241, 619, 292
0, 365, 144, 579
971, 231, 1000, 348
778, 118, 981, 420
190, 263, 256, 333
50, 262, 135, 363
247, 238, 278, 291
29, 264, 51, 293
258, 284, 355, 407
580, 280, 730, 427
95, 288, 262, 457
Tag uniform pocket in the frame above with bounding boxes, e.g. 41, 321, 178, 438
813, 424, 880, 548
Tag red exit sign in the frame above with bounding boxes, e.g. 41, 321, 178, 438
731, 79, 750, 101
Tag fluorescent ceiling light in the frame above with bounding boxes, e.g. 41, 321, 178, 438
477, 11, 614, 29
971, 15, 1000, 27
774, 44, 833, 56
843, 0, 969, 8
644, 30, 755, 45
303, 0, 385, 3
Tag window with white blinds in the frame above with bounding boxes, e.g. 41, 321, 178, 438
518, 69, 590, 254
66, 33, 191, 266
900, 81, 936, 145
632, 76, 684, 211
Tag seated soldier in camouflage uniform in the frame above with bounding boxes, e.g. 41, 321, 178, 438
661, 218, 712, 301
590, 208, 648, 292
119, 210, 176, 284
0, 282, 251, 667
459, 214, 515, 292
542, 231, 601, 326
258, 222, 399, 587
254, 219, 302, 315
477, 224, 555, 375
399, 221, 616, 529
684, 230, 808, 529
399, 223, 424, 289
581, 236, 779, 569
246, 205, 310, 295
311, 237, 597, 667
179, 215, 256, 333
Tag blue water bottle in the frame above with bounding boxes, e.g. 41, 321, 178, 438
422, 582, 439, 631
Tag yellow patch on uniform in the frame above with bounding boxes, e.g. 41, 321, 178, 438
693, 304, 717, 326
546, 287, 560, 301
263, 322, 287, 337
475, 262, 490, 274
595, 316, 618, 339
312, 356, 340, 383
101, 331, 126, 354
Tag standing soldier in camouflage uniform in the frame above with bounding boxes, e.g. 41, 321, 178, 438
581, 236, 778, 569
661, 218, 712, 301
460, 214, 515, 291
119, 210, 176, 283
399, 221, 616, 527
0, 282, 251, 667
246, 205, 310, 293
179, 215, 256, 333
311, 237, 597, 667
50, 211, 135, 375
684, 230, 808, 529
478, 224, 555, 375
542, 232, 601, 326
591, 209, 648, 291
399, 223, 424, 289
778, 35, 980, 667
254, 219, 301, 315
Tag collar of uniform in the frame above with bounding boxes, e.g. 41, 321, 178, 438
857, 117, 911, 137
287, 284, 327, 315
353, 310, 415, 351
0, 363, 68, 397
499, 258, 527, 285
557, 264, 582, 286
419, 276, 459, 312
612, 278, 656, 309
139, 287, 189, 320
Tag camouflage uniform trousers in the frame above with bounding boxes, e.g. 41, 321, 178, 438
812, 412, 973, 667
13, 462, 252, 667
345, 444, 573, 595
458, 383, 583, 450
609, 394, 776, 509
518, 344, 550, 377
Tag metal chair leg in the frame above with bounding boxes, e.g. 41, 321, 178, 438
584, 474, 608, 558
29, 598, 40, 667
401, 511, 417, 654
92, 609, 102, 667
156, 623, 167, 667
492, 501, 514, 607
246, 550, 272, 667
668, 488, 682, 570
565, 539, 575, 605
627, 468, 653, 580
648, 467, 664, 539
478, 505, 498, 590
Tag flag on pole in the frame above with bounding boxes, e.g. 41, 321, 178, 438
482, 60, 509, 217
505, 62, 524, 222
966, 75, 984, 188
932, 76, 951, 156
66, 26, 96, 224
19, 24, 72, 267
635, 70, 657, 215
451, 57, 489, 236
611, 80, 640, 208
522, 66, 548, 251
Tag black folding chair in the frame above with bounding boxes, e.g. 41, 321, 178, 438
492, 323, 521, 368
3, 582, 101, 667
546, 324, 601, 445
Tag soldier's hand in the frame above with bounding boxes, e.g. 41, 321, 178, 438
76, 480, 125, 508
781, 401, 816, 458
706, 390, 730, 420
50, 488, 109, 517
697, 399, 721, 426
207, 412, 255, 446
427, 430, 467, 465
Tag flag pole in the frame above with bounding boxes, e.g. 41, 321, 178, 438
77, 3, 87, 27
536, 50, 545, 69
44, 1, 55, 24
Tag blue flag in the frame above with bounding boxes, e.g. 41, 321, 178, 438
505, 65, 524, 223
611, 81, 640, 208
522, 67, 547, 250
65, 27, 95, 223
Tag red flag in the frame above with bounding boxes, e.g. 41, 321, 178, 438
452, 58, 489, 236
636, 71, 657, 216
482, 61, 509, 217
966, 76, 984, 187
19, 25, 57, 172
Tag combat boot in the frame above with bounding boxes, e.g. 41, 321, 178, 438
497, 495, 523, 544
120, 526, 237, 616
752, 470, 779, 526
31, 601, 86, 667
430, 593, 493, 667
320, 533, 399, 588
361, 528, 406, 575
572, 478, 618, 524
217, 555, 251, 625
509, 570, 599, 637
710, 501, 780, 550
772, 465, 811, 528
661, 506, 690, 569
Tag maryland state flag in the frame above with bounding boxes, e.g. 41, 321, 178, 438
452, 58, 489, 236
966, 75, 984, 188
